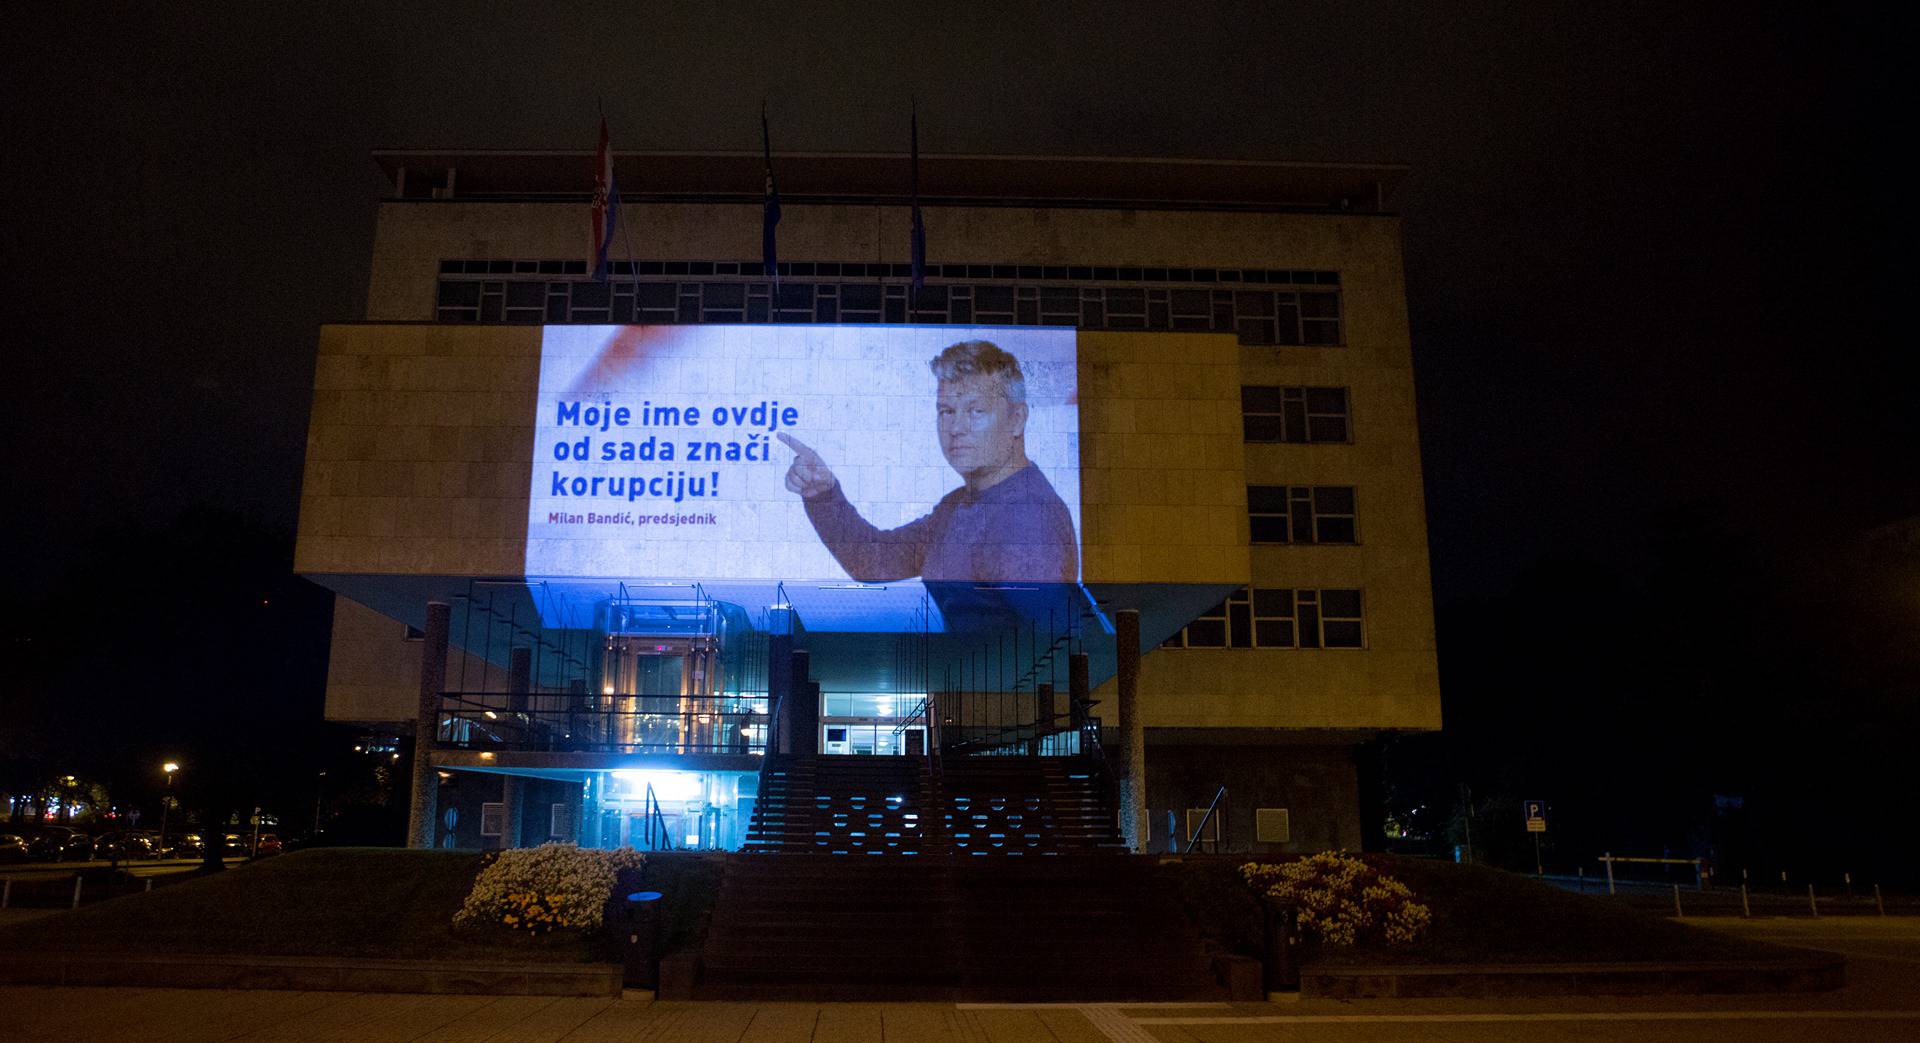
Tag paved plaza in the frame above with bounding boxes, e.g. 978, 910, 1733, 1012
7, 919, 1919, 1042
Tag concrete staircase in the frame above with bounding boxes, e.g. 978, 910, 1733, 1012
694, 853, 1226, 1000
700, 753, 1225, 1000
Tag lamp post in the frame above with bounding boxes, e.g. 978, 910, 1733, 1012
313, 771, 327, 835
160, 762, 179, 857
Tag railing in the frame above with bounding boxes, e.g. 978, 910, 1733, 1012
638, 783, 673, 851
1184, 785, 1227, 855
437, 692, 768, 755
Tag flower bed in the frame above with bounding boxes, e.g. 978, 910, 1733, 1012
454, 843, 645, 934
1242, 852, 1432, 947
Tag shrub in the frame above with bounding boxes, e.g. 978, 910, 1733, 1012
1241, 852, 1432, 947
454, 843, 645, 934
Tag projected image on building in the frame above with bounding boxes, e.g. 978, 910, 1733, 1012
527, 325, 1081, 628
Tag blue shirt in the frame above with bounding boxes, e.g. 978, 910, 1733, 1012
803, 462, 1078, 584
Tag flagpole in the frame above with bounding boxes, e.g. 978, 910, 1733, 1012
607, 106, 642, 318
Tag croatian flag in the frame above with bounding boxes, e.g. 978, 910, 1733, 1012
762, 104, 781, 285
909, 105, 925, 296
590, 117, 620, 282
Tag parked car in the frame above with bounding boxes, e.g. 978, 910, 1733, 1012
22, 825, 93, 862
161, 833, 204, 860
252, 833, 282, 857
0, 834, 30, 863
93, 831, 163, 861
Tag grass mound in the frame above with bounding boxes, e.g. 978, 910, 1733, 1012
0, 848, 594, 964
1176, 855, 1807, 967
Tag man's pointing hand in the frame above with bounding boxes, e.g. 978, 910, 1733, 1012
778, 433, 837, 499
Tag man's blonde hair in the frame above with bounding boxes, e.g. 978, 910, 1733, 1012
930, 340, 1026, 403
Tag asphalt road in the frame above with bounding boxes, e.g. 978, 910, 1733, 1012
3, 918, 1916, 1042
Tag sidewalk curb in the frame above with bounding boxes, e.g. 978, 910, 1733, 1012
1301, 955, 1846, 998
0, 951, 623, 996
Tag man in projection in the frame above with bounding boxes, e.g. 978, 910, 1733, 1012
778, 340, 1077, 584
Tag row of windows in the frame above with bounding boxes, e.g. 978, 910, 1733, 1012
1163, 588, 1365, 649
1242, 386, 1350, 443
436, 278, 1340, 345
438, 257, 1340, 287
1248, 485, 1358, 544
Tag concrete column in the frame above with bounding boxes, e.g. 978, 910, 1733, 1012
768, 632, 794, 755
1029, 683, 1055, 756
789, 650, 819, 755
405, 601, 452, 849
502, 776, 525, 849
501, 647, 532, 847
508, 647, 532, 712
1114, 609, 1148, 852
1068, 653, 1090, 732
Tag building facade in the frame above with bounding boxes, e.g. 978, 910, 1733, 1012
296, 151, 1439, 854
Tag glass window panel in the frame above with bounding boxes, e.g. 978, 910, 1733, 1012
1299, 292, 1341, 319
1298, 605, 1321, 648
1315, 517, 1357, 543
1290, 502, 1314, 543
1249, 516, 1289, 543
1236, 319, 1277, 344
438, 281, 481, 307
1185, 620, 1227, 647
1314, 487, 1356, 513
506, 281, 545, 307
1229, 603, 1252, 648
1305, 387, 1347, 414
1254, 621, 1294, 647
1252, 588, 1292, 617
1322, 621, 1363, 648
975, 286, 1015, 312
1283, 402, 1308, 443
1242, 386, 1283, 412
1306, 415, 1349, 442
1320, 589, 1363, 617
1246, 486, 1289, 512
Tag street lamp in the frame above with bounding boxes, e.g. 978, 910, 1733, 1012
160, 762, 180, 857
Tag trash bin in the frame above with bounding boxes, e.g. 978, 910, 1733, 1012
617, 891, 664, 989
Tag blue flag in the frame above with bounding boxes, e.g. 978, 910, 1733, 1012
762, 104, 781, 285
909, 105, 925, 296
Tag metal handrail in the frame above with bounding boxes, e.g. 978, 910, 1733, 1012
641, 783, 673, 851
1184, 785, 1227, 855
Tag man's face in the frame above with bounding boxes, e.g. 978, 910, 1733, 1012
936, 376, 1027, 478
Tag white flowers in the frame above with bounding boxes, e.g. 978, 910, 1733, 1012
455, 843, 646, 933
1242, 852, 1432, 947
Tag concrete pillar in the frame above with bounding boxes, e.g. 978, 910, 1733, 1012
405, 601, 452, 849
768, 632, 795, 755
1029, 683, 1055, 756
1114, 609, 1148, 852
789, 650, 819, 755
1068, 653, 1090, 732
501, 647, 532, 847
508, 647, 532, 712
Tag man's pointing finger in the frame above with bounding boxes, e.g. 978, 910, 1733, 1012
776, 432, 817, 459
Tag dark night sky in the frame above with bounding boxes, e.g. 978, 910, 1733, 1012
4, 2, 1909, 603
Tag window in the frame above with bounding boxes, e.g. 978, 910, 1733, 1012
479, 802, 505, 838
1241, 386, 1350, 443
1247, 486, 1358, 544
1255, 808, 1292, 844
433, 259, 1342, 345
1163, 587, 1365, 649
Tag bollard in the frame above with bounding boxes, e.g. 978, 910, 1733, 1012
1808, 884, 1819, 918
1875, 884, 1885, 917
1604, 853, 1615, 896
1673, 883, 1683, 918
619, 891, 664, 989
1578, 867, 1585, 894
71, 874, 83, 909
2, 878, 9, 908
1780, 870, 1789, 895
1263, 900, 1298, 992
1844, 872, 1853, 900
144, 878, 153, 893
1741, 884, 1751, 918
